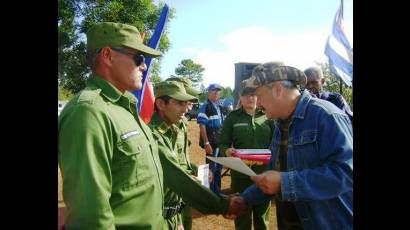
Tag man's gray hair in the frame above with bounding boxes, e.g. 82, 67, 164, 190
86, 48, 101, 70
278, 80, 297, 89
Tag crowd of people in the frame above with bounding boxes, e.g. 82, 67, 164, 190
58, 22, 353, 230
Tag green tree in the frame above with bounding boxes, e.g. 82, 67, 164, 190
220, 86, 233, 99
317, 62, 353, 109
58, 86, 75, 101
198, 83, 207, 102
58, 0, 175, 93
174, 59, 205, 86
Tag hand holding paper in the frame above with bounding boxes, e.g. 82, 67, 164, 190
250, 170, 281, 194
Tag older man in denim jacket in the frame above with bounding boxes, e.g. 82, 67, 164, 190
239, 62, 353, 230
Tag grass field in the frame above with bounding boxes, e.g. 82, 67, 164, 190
58, 120, 278, 229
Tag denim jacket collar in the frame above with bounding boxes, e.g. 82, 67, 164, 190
291, 90, 313, 120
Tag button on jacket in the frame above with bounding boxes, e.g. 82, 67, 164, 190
58, 75, 165, 230
242, 90, 353, 230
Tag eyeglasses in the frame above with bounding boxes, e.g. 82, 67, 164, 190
110, 47, 145, 66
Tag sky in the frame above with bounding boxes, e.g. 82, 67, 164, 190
156, 0, 353, 89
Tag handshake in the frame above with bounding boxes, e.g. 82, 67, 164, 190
223, 194, 247, 219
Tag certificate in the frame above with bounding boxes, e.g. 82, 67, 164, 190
206, 156, 257, 176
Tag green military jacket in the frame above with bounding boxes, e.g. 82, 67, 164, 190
218, 108, 275, 177
148, 113, 229, 225
58, 75, 165, 230
178, 118, 197, 176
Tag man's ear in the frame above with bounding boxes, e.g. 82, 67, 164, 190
155, 98, 165, 111
320, 78, 326, 86
100, 47, 113, 67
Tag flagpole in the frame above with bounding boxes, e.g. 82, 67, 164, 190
132, 4, 169, 123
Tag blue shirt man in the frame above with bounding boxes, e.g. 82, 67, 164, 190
197, 83, 224, 195
304, 66, 353, 124
240, 63, 353, 230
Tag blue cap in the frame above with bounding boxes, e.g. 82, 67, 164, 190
207, 83, 222, 91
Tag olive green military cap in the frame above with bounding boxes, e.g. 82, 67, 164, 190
166, 77, 201, 97
304, 66, 324, 80
87, 22, 162, 57
242, 62, 307, 88
154, 81, 197, 102
240, 87, 256, 96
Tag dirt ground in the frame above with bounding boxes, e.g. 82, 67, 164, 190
58, 120, 278, 229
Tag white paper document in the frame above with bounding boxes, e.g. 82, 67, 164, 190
235, 149, 271, 155
197, 164, 210, 188
206, 157, 257, 176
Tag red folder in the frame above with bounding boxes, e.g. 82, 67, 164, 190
232, 149, 271, 165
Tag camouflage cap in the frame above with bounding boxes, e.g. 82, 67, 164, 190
166, 77, 200, 98
304, 67, 323, 80
154, 81, 197, 102
242, 62, 307, 88
86, 22, 162, 57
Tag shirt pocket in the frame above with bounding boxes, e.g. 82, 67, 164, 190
116, 134, 152, 189
290, 130, 319, 168
233, 123, 251, 142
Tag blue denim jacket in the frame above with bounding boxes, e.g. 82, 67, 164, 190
242, 90, 353, 230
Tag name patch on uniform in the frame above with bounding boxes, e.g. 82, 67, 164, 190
120, 130, 140, 140
233, 123, 249, 127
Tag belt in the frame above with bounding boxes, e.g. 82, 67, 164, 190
163, 202, 186, 219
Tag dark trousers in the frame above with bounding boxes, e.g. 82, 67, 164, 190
205, 147, 222, 195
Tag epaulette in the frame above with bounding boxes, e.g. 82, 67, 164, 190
76, 88, 102, 104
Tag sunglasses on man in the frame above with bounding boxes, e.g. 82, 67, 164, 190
110, 47, 145, 66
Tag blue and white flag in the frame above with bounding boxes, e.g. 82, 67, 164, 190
325, 0, 353, 87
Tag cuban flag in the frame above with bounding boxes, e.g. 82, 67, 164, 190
132, 4, 169, 123
324, 0, 353, 87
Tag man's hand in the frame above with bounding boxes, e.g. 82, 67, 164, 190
225, 148, 236, 157
250, 170, 281, 194
208, 170, 213, 183
177, 224, 184, 230
223, 195, 247, 219
205, 143, 213, 155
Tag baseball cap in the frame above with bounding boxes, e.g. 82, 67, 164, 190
87, 22, 162, 57
207, 83, 222, 91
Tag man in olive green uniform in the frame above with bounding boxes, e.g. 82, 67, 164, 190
165, 77, 200, 230
219, 87, 275, 230
149, 81, 245, 229
58, 22, 165, 229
